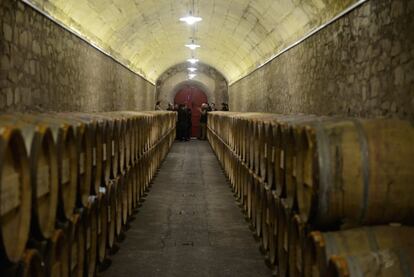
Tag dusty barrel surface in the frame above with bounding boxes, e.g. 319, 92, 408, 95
327, 246, 414, 277
304, 225, 414, 277
0, 126, 31, 263
296, 118, 414, 228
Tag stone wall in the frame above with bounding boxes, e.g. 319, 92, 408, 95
0, 0, 155, 112
229, 0, 414, 123
156, 63, 228, 109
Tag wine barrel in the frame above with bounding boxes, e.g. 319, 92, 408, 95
9, 114, 78, 221
131, 164, 138, 209
114, 177, 123, 237
327, 246, 414, 277
296, 119, 414, 228
83, 197, 98, 277
0, 116, 59, 239
267, 193, 279, 266
105, 181, 116, 250
288, 214, 307, 277
126, 171, 134, 217
20, 249, 44, 277
69, 213, 85, 277
45, 229, 69, 277
277, 199, 290, 277
0, 126, 31, 263
97, 188, 108, 265
260, 185, 272, 252
46, 114, 92, 208
96, 113, 121, 178
120, 174, 129, 226
62, 113, 104, 195
304, 225, 414, 277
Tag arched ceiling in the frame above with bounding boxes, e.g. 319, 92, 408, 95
24, 0, 360, 84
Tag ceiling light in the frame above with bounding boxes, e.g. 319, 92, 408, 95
185, 43, 200, 50
179, 15, 202, 25
189, 73, 196, 79
187, 58, 199, 64
188, 67, 197, 72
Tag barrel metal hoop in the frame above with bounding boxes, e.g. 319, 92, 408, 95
351, 120, 370, 224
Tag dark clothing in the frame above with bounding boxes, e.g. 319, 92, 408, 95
200, 109, 208, 123
186, 109, 192, 139
177, 108, 188, 140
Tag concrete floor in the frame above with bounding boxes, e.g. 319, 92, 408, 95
101, 140, 272, 277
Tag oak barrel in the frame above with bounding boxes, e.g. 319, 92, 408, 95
0, 126, 31, 262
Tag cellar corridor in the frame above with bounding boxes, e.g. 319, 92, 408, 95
102, 141, 271, 277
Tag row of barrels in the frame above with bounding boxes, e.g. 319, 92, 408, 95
207, 112, 414, 277
0, 111, 176, 276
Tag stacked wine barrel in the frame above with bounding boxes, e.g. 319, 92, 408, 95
207, 112, 414, 277
0, 111, 176, 277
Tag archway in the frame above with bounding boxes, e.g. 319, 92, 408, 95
174, 85, 208, 137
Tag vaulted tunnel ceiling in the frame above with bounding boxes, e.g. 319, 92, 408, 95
25, 0, 359, 84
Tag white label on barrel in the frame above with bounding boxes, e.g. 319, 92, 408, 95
111, 141, 115, 156
79, 153, 85, 174
62, 158, 70, 184
93, 148, 97, 166
280, 150, 284, 169
1, 173, 20, 215
37, 165, 50, 198
102, 144, 107, 161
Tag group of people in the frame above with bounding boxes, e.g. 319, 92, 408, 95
154, 100, 229, 141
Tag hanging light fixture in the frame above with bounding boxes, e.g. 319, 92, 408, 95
188, 67, 197, 72
187, 58, 199, 64
180, 13, 202, 25
179, 0, 202, 25
185, 40, 200, 50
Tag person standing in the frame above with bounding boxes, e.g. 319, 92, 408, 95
167, 102, 174, 111
199, 103, 208, 140
210, 103, 217, 111
177, 104, 188, 141
155, 101, 162, 110
186, 106, 192, 141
